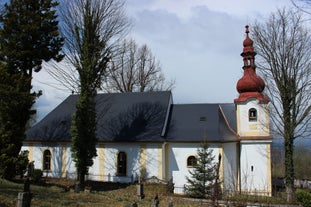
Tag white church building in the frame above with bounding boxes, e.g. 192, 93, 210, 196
22, 26, 272, 195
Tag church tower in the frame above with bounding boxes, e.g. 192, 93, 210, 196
235, 25, 270, 137
235, 25, 272, 195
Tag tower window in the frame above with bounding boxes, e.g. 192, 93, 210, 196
187, 156, 197, 167
249, 108, 257, 122
117, 151, 127, 176
43, 150, 51, 171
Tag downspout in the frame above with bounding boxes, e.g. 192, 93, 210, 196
237, 142, 241, 194
162, 142, 168, 182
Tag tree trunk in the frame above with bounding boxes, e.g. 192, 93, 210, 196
76, 170, 85, 192
284, 137, 295, 202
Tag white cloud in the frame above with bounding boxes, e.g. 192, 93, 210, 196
32, 64, 71, 121
32, 0, 294, 121
129, 5, 245, 103
127, 0, 292, 20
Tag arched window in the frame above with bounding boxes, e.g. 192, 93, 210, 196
187, 156, 197, 167
117, 151, 127, 176
249, 108, 257, 122
43, 150, 51, 171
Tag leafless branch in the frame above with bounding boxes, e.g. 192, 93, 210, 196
102, 39, 175, 93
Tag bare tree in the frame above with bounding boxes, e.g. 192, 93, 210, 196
291, 0, 311, 15
48, 41, 173, 94
46, 60, 79, 93
102, 39, 174, 92
56, 0, 130, 191
52, 0, 130, 91
252, 8, 311, 202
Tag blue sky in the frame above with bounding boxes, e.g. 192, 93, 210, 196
31, 0, 294, 121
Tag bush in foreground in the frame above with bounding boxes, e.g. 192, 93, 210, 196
296, 189, 311, 207
31, 169, 43, 182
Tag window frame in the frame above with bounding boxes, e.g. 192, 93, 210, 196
248, 108, 257, 122
186, 155, 197, 168
43, 149, 51, 171
117, 151, 127, 176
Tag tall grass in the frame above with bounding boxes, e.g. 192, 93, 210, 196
0, 179, 207, 207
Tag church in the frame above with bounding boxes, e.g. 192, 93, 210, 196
22, 26, 272, 195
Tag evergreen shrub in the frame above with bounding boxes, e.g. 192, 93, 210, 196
296, 189, 311, 207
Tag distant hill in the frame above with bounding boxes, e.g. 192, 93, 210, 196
272, 137, 311, 148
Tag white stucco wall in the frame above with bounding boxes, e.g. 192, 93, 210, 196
87, 144, 161, 182
23, 142, 162, 183
240, 141, 271, 194
102, 143, 141, 183
222, 142, 238, 192
167, 143, 219, 194
63, 145, 76, 179
22, 143, 69, 178
145, 145, 161, 179
237, 99, 269, 137
23, 140, 271, 195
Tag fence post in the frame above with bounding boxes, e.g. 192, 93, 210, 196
17, 192, 32, 207
74, 181, 81, 193
152, 194, 159, 207
137, 183, 144, 199
17, 178, 32, 207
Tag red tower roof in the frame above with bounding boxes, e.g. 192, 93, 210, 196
234, 25, 269, 103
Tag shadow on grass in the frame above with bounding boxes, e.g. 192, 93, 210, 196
12, 178, 67, 191
0, 202, 10, 207
85, 180, 132, 192
14, 178, 132, 192
11, 178, 132, 193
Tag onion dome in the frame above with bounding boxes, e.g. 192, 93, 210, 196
234, 25, 269, 103
236, 69, 265, 93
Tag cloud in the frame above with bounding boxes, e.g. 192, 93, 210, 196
32, 65, 70, 121
125, 0, 293, 104
129, 5, 245, 103
127, 0, 292, 20
31, 0, 294, 121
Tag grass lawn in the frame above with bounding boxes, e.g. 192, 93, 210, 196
0, 178, 295, 207
0, 178, 208, 207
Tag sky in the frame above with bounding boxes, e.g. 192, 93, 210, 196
32, 0, 294, 122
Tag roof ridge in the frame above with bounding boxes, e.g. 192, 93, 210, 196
218, 105, 239, 138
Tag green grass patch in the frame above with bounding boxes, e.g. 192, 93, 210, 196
0, 178, 300, 207
0, 179, 206, 207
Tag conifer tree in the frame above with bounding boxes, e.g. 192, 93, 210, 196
0, 0, 64, 78
0, 64, 36, 179
184, 142, 216, 198
0, 0, 63, 179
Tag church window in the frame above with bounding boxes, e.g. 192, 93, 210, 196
187, 156, 197, 167
43, 150, 51, 171
117, 151, 127, 176
249, 108, 257, 122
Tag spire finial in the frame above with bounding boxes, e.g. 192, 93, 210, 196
243, 25, 253, 48
245, 25, 249, 34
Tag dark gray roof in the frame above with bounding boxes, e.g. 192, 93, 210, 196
26, 91, 238, 143
220, 103, 237, 132
26, 91, 172, 142
166, 103, 238, 142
